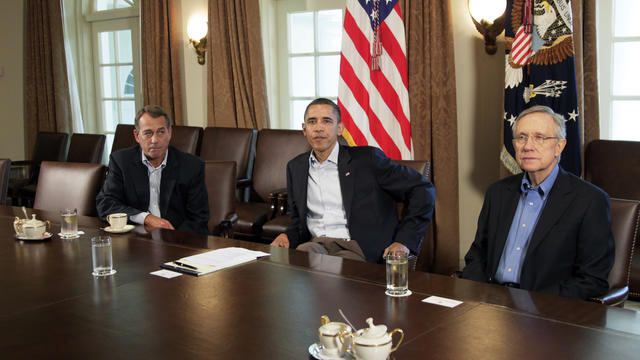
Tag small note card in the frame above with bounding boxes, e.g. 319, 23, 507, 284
151, 269, 183, 278
422, 296, 463, 308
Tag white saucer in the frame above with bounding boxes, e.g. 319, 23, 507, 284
103, 224, 135, 233
385, 289, 412, 297
58, 231, 85, 239
308, 343, 352, 359
15, 232, 53, 241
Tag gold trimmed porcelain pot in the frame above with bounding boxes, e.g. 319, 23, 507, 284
343, 317, 403, 360
14, 214, 50, 239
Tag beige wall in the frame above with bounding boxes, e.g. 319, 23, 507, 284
177, 0, 208, 128
451, 1, 505, 268
0, 0, 25, 160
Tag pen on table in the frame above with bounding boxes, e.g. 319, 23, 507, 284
174, 261, 198, 270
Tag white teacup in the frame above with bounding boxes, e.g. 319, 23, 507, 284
106, 213, 127, 230
319, 321, 351, 357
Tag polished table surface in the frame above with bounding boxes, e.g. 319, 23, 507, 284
1, 206, 639, 359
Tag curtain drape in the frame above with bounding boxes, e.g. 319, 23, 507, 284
25, 0, 72, 156
572, 0, 599, 156
399, 0, 460, 274
140, 0, 184, 125
207, 0, 269, 129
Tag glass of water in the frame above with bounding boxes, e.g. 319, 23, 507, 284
60, 208, 78, 238
92, 236, 116, 276
385, 251, 409, 296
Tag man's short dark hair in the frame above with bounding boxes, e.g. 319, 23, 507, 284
304, 98, 341, 123
134, 105, 172, 130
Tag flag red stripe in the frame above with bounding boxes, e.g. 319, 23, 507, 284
379, 22, 408, 88
369, 68, 412, 150
338, 100, 368, 146
343, 11, 371, 64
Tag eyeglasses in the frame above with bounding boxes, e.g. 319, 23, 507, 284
512, 134, 559, 146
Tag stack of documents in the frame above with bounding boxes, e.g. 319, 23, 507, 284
161, 247, 270, 276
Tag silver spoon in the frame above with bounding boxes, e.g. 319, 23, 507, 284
338, 308, 356, 331
22, 206, 28, 219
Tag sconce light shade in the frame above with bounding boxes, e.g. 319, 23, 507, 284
468, 0, 507, 55
188, 14, 208, 65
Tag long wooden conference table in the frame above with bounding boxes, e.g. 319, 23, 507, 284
1, 206, 639, 359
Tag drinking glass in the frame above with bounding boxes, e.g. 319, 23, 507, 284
60, 208, 78, 238
92, 236, 116, 276
385, 251, 409, 296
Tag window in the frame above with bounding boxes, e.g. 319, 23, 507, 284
597, 0, 640, 141
265, 0, 345, 129
86, 0, 141, 157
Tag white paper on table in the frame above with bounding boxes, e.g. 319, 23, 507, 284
151, 269, 183, 278
422, 296, 463, 308
180, 247, 271, 269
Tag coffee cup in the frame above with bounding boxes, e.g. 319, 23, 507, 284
106, 213, 127, 230
319, 316, 351, 357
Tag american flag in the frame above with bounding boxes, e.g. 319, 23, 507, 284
338, 0, 411, 160
502, 0, 581, 176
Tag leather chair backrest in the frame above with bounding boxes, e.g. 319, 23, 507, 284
252, 129, 311, 202
200, 127, 257, 182
170, 125, 203, 155
585, 140, 640, 200
33, 161, 105, 216
0, 159, 10, 205
609, 198, 640, 292
32, 132, 69, 162
67, 133, 106, 164
205, 161, 237, 235
111, 124, 136, 153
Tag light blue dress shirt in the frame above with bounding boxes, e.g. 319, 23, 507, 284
130, 150, 168, 224
495, 163, 560, 284
306, 144, 351, 240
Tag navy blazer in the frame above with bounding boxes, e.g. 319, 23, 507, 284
96, 145, 210, 235
284, 145, 435, 263
462, 167, 614, 300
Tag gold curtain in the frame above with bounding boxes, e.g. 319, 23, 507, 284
25, 0, 72, 156
399, 0, 460, 274
140, 0, 184, 125
207, 0, 269, 129
572, 0, 599, 154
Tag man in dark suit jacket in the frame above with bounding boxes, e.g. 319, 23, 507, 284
271, 98, 435, 263
96, 105, 209, 235
462, 106, 614, 300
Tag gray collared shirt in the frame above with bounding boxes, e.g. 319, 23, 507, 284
130, 149, 168, 224
306, 144, 351, 239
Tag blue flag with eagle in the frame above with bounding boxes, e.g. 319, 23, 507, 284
502, 0, 581, 176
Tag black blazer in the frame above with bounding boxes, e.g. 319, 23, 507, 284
96, 145, 210, 235
462, 167, 614, 300
284, 145, 435, 263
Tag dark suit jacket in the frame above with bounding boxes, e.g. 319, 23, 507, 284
284, 145, 435, 263
96, 145, 210, 235
462, 167, 614, 300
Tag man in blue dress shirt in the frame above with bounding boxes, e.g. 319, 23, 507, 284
462, 105, 614, 300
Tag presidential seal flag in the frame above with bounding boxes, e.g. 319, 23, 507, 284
502, 0, 581, 176
338, 0, 412, 160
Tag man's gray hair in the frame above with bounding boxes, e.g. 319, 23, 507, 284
512, 105, 566, 139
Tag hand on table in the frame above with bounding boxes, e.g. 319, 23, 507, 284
143, 214, 175, 231
271, 233, 290, 248
383, 242, 409, 258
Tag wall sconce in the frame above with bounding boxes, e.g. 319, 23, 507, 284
468, 0, 506, 55
187, 14, 208, 65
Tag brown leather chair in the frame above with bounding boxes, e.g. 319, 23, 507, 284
0, 159, 10, 205
111, 124, 136, 153
33, 161, 105, 216
584, 140, 640, 300
593, 198, 639, 306
8, 132, 69, 206
67, 133, 106, 164
170, 125, 203, 155
200, 127, 257, 200
585, 140, 640, 200
205, 161, 238, 237
234, 129, 311, 241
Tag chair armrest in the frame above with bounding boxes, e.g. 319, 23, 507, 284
589, 286, 628, 307
219, 213, 239, 238
236, 178, 252, 189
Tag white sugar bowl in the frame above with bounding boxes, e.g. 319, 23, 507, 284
343, 317, 404, 360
